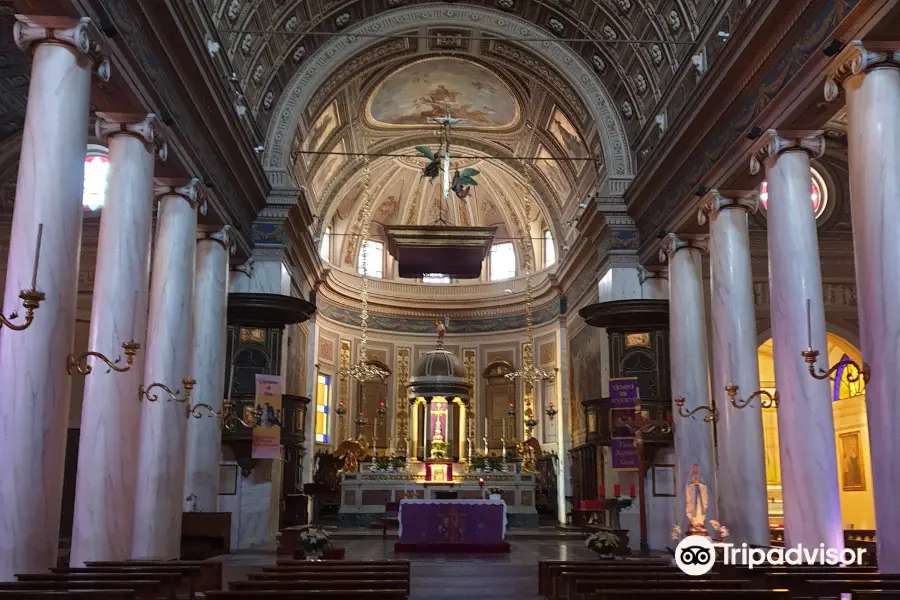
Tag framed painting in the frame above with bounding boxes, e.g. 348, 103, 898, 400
838, 431, 866, 491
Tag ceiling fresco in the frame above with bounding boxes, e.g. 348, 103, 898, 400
366, 57, 521, 129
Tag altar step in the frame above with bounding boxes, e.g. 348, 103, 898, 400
409, 563, 541, 600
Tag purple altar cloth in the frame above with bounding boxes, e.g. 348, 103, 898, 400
398, 499, 506, 545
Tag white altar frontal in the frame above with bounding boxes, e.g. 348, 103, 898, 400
338, 461, 538, 528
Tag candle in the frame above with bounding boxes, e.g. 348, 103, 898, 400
629, 483, 636, 498
598, 484, 605, 498
806, 298, 812, 349
728, 343, 734, 383
502, 419, 506, 439
614, 484, 621, 497
484, 417, 488, 435
30, 223, 43, 290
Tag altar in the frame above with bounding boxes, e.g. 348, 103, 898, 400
395, 498, 508, 552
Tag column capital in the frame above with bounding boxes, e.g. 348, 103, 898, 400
95, 113, 167, 160
198, 225, 236, 255
154, 178, 207, 213
749, 130, 825, 175
14, 15, 109, 81
697, 190, 758, 225
824, 41, 900, 101
658, 233, 708, 263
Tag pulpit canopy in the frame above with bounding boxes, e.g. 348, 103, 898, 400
407, 348, 471, 402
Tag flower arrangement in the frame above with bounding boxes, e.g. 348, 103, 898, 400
708, 520, 730, 540
486, 456, 504, 472
586, 529, 620, 557
369, 455, 409, 472
431, 441, 447, 458
487, 487, 505, 496
670, 524, 682, 540
470, 454, 487, 471
296, 525, 331, 558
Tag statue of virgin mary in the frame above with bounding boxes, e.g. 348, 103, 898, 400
684, 463, 709, 536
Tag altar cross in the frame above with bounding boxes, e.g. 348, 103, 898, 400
426, 106, 468, 201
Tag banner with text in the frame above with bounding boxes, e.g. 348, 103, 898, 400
609, 377, 639, 471
252, 374, 283, 459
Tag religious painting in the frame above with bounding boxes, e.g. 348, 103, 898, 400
303, 101, 339, 158
367, 57, 521, 129
311, 140, 348, 198
547, 107, 588, 174
568, 325, 604, 447
535, 145, 571, 200
839, 431, 866, 491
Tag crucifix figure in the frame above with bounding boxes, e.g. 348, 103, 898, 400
426, 106, 469, 201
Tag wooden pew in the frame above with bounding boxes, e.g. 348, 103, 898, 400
16, 572, 184, 599
0, 579, 164, 599
249, 571, 410, 593
546, 565, 683, 599
232, 580, 405, 592
805, 579, 900, 598
538, 559, 671, 595
206, 591, 407, 600
54, 565, 201, 598
555, 571, 716, 600
86, 558, 222, 592
273, 560, 409, 568
584, 590, 789, 599
0, 591, 137, 599
853, 592, 900, 599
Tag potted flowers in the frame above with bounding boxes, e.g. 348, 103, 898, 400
708, 520, 730, 541
295, 525, 331, 559
585, 529, 621, 559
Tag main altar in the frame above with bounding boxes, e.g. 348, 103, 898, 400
338, 323, 538, 528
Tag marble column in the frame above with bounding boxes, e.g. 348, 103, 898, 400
69, 115, 164, 566
825, 43, 900, 571
132, 179, 202, 559
0, 16, 107, 579
183, 228, 233, 513
659, 234, 716, 534
750, 130, 843, 551
699, 191, 769, 547
556, 325, 571, 525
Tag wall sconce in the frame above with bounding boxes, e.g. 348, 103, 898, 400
1, 224, 45, 331
801, 298, 870, 383
673, 396, 717, 423
67, 341, 140, 375
545, 401, 558, 420
725, 383, 778, 409
139, 378, 195, 404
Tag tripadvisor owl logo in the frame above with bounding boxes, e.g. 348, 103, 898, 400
675, 535, 716, 576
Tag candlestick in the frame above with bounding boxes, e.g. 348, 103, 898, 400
614, 484, 621, 497
30, 223, 43, 290
483, 435, 488, 456
501, 437, 506, 459
598, 484, 605, 498
806, 298, 812, 349
629, 483, 636, 498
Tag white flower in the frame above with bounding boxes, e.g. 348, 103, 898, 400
671, 524, 682, 540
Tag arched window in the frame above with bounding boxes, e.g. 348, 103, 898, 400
489, 242, 516, 281
543, 229, 556, 268
319, 226, 331, 262
357, 239, 384, 278
759, 168, 827, 218
82, 148, 110, 212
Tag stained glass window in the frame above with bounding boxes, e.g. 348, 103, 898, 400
82, 153, 109, 211
759, 168, 827, 218
315, 374, 330, 443
832, 354, 866, 401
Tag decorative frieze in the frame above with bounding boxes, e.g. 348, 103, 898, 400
752, 282, 857, 310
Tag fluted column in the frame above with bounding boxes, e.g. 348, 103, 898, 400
659, 234, 716, 535
70, 115, 165, 566
750, 130, 843, 551
132, 179, 202, 559
0, 16, 108, 579
183, 228, 233, 512
698, 192, 769, 546
826, 42, 900, 571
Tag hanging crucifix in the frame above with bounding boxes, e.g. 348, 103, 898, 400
414, 106, 481, 207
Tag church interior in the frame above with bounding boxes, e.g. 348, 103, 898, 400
0, 0, 899, 598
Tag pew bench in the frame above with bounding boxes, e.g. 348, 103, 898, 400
231, 580, 406, 592
806, 579, 900, 598
0, 579, 165, 599
583, 590, 789, 599
206, 591, 408, 600
0, 591, 137, 599
54, 565, 201, 598
86, 558, 222, 592
547, 566, 685, 599
554, 571, 718, 600
16, 571, 184, 599
538, 559, 671, 595
854, 592, 900, 599
249, 571, 410, 593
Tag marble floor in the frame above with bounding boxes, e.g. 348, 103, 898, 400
219, 539, 600, 600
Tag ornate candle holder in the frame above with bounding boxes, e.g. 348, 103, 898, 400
673, 396, 718, 423
801, 347, 870, 384
725, 383, 778, 409
187, 403, 219, 419
67, 341, 140, 375
139, 378, 195, 404
1, 223, 46, 332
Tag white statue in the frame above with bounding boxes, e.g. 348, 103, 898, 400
684, 463, 709, 536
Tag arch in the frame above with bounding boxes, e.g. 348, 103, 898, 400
263, 4, 633, 180
757, 333, 875, 531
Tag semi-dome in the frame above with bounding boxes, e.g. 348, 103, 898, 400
408, 347, 471, 402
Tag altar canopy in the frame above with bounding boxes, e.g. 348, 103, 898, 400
397, 499, 506, 547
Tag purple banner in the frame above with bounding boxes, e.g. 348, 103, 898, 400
609, 377, 639, 470
398, 501, 505, 545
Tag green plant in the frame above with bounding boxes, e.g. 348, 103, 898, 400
487, 487, 505, 495
390, 455, 406, 470
372, 456, 391, 471
470, 454, 487, 470
486, 456, 504, 472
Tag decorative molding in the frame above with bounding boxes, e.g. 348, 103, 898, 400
396, 347, 410, 442
264, 4, 632, 178
658, 232, 708, 263
697, 189, 758, 225
753, 281, 857, 310
749, 130, 825, 176
824, 41, 900, 101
